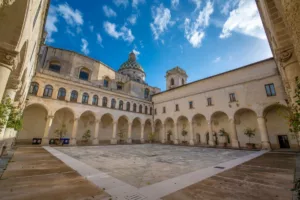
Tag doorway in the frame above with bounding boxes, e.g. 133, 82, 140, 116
278, 135, 290, 148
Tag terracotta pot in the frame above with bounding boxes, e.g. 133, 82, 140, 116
246, 143, 255, 149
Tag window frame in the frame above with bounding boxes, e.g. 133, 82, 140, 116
79, 68, 90, 81
92, 95, 99, 106
29, 82, 39, 95
175, 104, 179, 111
49, 63, 61, 73
229, 93, 236, 102
111, 99, 116, 109
70, 90, 78, 102
163, 107, 166, 113
265, 83, 276, 97
207, 97, 212, 106
43, 85, 53, 98
189, 101, 194, 109
57, 88, 66, 100
102, 97, 108, 107
82, 93, 89, 104
119, 100, 124, 110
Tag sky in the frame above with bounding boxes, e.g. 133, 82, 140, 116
45, 0, 272, 91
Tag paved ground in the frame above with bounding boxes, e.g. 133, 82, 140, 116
162, 152, 296, 200
55, 144, 254, 188
0, 147, 110, 200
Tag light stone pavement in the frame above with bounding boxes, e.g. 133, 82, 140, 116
54, 144, 254, 188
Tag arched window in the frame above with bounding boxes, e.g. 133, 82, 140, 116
70, 90, 78, 102
92, 95, 99, 106
111, 98, 116, 109
82, 93, 89, 104
133, 103, 137, 112
144, 88, 150, 99
43, 85, 53, 97
139, 105, 143, 113
79, 67, 90, 81
145, 106, 148, 114
29, 82, 39, 95
49, 62, 61, 73
103, 77, 109, 88
126, 102, 130, 111
102, 97, 108, 107
171, 78, 174, 86
182, 78, 185, 85
119, 100, 123, 110
57, 88, 66, 100
150, 107, 153, 115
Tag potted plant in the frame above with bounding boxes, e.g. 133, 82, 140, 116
181, 130, 188, 144
54, 124, 67, 145
82, 129, 91, 144
244, 128, 256, 149
148, 132, 156, 144
118, 130, 125, 144
219, 128, 230, 147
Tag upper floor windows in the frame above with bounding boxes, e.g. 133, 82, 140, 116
57, 88, 66, 100
175, 104, 179, 111
104, 77, 109, 88
133, 103, 137, 112
82, 93, 89, 104
126, 102, 131, 111
139, 105, 143, 113
265, 83, 276, 97
70, 90, 78, 102
163, 107, 166, 113
79, 67, 90, 81
171, 78, 174, 86
92, 95, 98, 106
229, 93, 236, 102
29, 82, 39, 95
207, 97, 212, 106
144, 88, 150, 99
43, 85, 53, 97
119, 100, 124, 110
117, 82, 123, 90
189, 101, 194, 109
102, 97, 108, 107
49, 63, 61, 73
111, 98, 116, 109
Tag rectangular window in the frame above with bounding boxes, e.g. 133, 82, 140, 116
207, 97, 212, 106
163, 107, 166, 113
175, 104, 179, 111
155, 109, 157, 115
189, 101, 193, 109
229, 93, 236, 102
265, 83, 276, 96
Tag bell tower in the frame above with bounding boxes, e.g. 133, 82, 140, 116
165, 66, 188, 90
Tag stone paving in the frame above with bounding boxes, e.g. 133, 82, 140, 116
55, 144, 254, 188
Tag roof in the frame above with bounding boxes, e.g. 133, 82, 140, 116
166, 66, 187, 77
119, 52, 144, 73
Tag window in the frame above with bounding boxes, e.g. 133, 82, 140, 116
79, 68, 90, 81
265, 83, 276, 96
49, 63, 61, 73
207, 97, 212, 106
145, 106, 148, 114
82, 93, 89, 104
126, 102, 131, 111
102, 97, 108, 107
139, 105, 143, 113
171, 78, 174, 86
119, 100, 123, 110
163, 107, 166, 113
92, 95, 98, 106
33, 0, 42, 29
182, 78, 185, 85
57, 88, 66, 100
229, 93, 236, 102
133, 103, 137, 112
155, 109, 157, 115
70, 90, 78, 102
144, 88, 150, 99
103, 78, 109, 87
43, 85, 53, 97
29, 82, 39, 95
189, 101, 194, 109
117, 82, 123, 90
111, 99, 116, 109
150, 107, 153, 115
175, 104, 179, 111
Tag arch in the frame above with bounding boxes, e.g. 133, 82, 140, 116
102, 97, 108, 107
100, 113, 114, 142
177, 116, 189, 144
119, 100, 124, 110
43, 85, 53, 97
154, 119, 163, 142
53, 107, 76, 118
57, 87, 66, 100
101, 113, 114, 122
82, 92, 89, 104
139, 105, 143, 113
126, 102, 131, 111
92, 95, 99, 106
165, 117, 175, 143
117, 115, 129, 143
29, 82, 39, 95
24, 103, 50, 116
111, 98, 116, 109
77, 110, 96, 144
79, 67, 91, 81
132, 117, 142, 143
192, 114, 207, 145
144, 119, 152, 142
170, 78, 174, 86
133, 103, 137, 112
70, 90, 78, 102
51, 107, 76, 139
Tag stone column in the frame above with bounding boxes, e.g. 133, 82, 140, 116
207, 120, 215, 146
189, 121, 195, 145
42, 116, 54, 145
70, 118, 79, 145
140, 123, 145, 143
229, 118, 240, 148
161, 123, 166, 143
127, 122, 132, 144
111, 121, 117, 144
0, 48, 18, 101
257, 117, 271, 149
174, 123, 179, 144
92, 120, 100, 145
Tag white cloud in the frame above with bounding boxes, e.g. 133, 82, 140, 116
184, 1, 214, 48
220, 0, 266, 40
114, 0, 129, 8
81, 39, 90, 55
128, 14, 137, 25
97, 33, 104, 47
57, 3, 83, 26
89, 25, 94, 32
103, 5, 117, 18
132, 49, 140, 59
213, 57, 221, 63
190, 0, 201, 11
150, 4, 172, 40
45, 5, 58, 43
171, 0, 179, 9
220, 0, 238, 15
103, 21, 135, 43
132, 0, 145, 8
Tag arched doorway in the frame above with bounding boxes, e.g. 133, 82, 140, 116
99, 113, 114, 143
77, 111, 96, 145
144, 119, 152, 142
117, 116, 129, 143
132, 117, 141, 143
164, 117, 175, 143
154, 119, 163, 142
192, 114, 207, 145
177, 116, 189, 144
17, 104, 48, 144
51, 108, 75, 139
211, 111, 230, 146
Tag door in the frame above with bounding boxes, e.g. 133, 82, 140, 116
278, 135, 290, 148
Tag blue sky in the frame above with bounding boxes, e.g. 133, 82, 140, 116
45, 0, 272, 91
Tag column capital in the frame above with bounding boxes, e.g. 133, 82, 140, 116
0, 47, 19, 70
6, 74, 22, 90
47, 115, 54, 119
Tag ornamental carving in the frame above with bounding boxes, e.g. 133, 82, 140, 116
279, 49, 293, 63
0, 48, 18, 67
0, 0, 16, 8
6, 76, 22, 90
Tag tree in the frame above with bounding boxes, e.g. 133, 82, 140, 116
148, 132, 156, 143
82, 129, 91, 143
244, 128, 255, 144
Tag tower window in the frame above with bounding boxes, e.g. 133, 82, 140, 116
182, 78, 185, 85
117, 82, 123, 90
104, 78, 109, 87
171, 78, 174, 86
265, 83, 276, 96
49, 63, 61, 73
144, 88, 150, 98
79, 68, 90, 81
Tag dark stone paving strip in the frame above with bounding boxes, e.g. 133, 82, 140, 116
162, 152, 296, 200
0, 147, 111, 200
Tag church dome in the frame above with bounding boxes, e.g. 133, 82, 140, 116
119, 52, 144, 72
